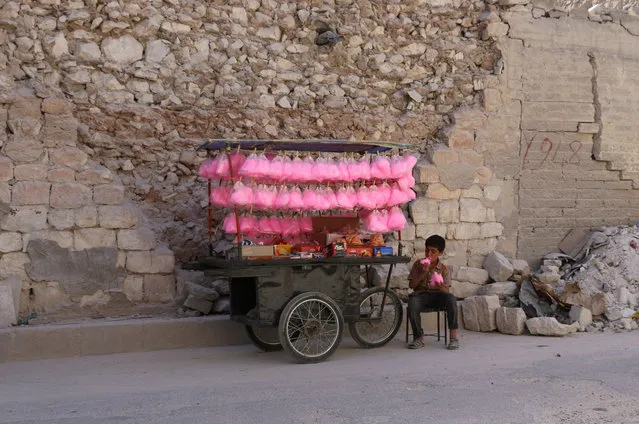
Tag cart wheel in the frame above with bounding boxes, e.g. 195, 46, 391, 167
349, 287, 403, 349
245, 325, 283, 352
278, 292, 344, 363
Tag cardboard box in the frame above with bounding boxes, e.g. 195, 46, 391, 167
331, 242, 347, 257
345, 246, 373, 257
312, 217, 359, 233
292, 244, 326, 254
373, 246, 394, 257
241, 245, 274, 259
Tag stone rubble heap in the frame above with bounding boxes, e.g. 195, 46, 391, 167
458, 226, 639, 336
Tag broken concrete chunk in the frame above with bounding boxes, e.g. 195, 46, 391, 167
477, 281, 518, 298
519, 279, 553, 318
462, 295, 500, 332
482, 251, 514, 281
213, 297, 230, 314
185, 282, 220, 302
525, 317, 580, 336
0, 284, 17, 327
496, 307, 527, 335
569, 305, 593, 327
510, 259, 531, 278
183, 294, 213, 314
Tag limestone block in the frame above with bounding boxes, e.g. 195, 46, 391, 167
428, 145, 459, 167
0, 205, 49, 232
442, 126, 474, 149
569, 305, 593, 327
213, 297, 231, 314
402, 223, 416, 241
4, 136, 44, 163
49, 147, 88, 171
23, 231, 74, 251
126, 248, 173, 274
481, 222, 504, 238
50, 183, 92, 209
74, 228, 117, 250
145, 39, 171, 63
0, 252, 30, 279
483, 186, 502, 202
47, 167, 76, 183
161, 21, 192, 34
473, 167, 492, 185
447, 223, 481, 240
460, 198, 487, 223
371, 263, 412, 289
0, 285, 16, 327
461, 185, 483, 199
416, 224, 447, 240
102, 35, 144, 65
42, 98, 73, 115
451, 281, 481, 299
483, 23, 509, 40
482, 88, 502, 111
442, 240, 468, 267
75, 206, 98, 228
496, 307, 527, 335
0, 232, 22, 253
468, 238, 498, 256
439, 200, 459, 223
43, 114, 78, 147
454, 266, 489, 284
144, 274, 175, 302
12, 181, 51, 205
477, 282, 518, 297
409, 198, 438, 224
75, 42, 101, 61
48, 209, 74, 230
0, 182, 8, 203
511, 259, 531, 277
439, 163, 477, 190
76, 166, 113, 185
118, 228, 156, 250
256, 26, 281, 41
414, 161, 439, 184
183, 294, 214, 314
13, 164, 48, 181
483, 251, 514, 281
526, 317, 579, 336
123, 275, 144, 302
462, 295, 500, 332
0, 275, 21, 321
98, 205, 138, 229
0, 157, 13, 181
591, 293, 606, 316
458, 150, 484, 166
427, 183, 461, 200
93, 185, 124, 205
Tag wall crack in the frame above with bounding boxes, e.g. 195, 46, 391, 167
587, 51, 604, 160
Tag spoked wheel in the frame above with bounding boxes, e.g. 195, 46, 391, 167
349, 287, 403, 349
245, 325, 283, 352
278, 292, 344, 363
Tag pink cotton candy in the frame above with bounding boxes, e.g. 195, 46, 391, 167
198, 160, 214, 179
238, 153, 259, 179
337, 159, 350, 182
312, 157, 328, 182
387, 207, 407, 231
429, 272, 444, 288
223, 214, 237, 233
377, 183, 392, 208
282, 156, 294, 181
229, 152, 245, 177
239, 216, 258, 235
258, 217, 274, 234
336, 186, 356, 209
269, 216, 282, 234
300, 156, 316, 183
230, 182, 254, 206
397, 174, 416, 190
274, 187, 291, 209
269, 155, 285, 181
300, 216, 313, 233
313, 188, 329, 211
323, 157, 340, 182
210, 185, 232, 207
302, 188, 317, 210
420, 258, 431, 266
366, 210, 389, 233
254, 185, 276, 209
359, 156, 372, 180
253, 153, 271, 179
371, 155, 392, 180
288, 187, 305, 210
347, 157, 361, 181
401, 154, 418, 176
357, 185, 377, 210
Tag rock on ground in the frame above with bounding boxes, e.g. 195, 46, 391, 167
477, 281, 518, 298
569, 305, 593, 327
483, 252, 514, 282
525, 317, 580, 336
462, 295, 501, 332
496, 307, 527, 335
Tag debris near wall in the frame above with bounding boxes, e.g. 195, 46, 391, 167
175, 267, 230, 317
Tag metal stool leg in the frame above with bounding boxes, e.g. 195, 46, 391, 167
436, 311, 441, 341
444, 311, 449, 346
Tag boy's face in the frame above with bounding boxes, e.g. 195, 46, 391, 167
425, 245, 441, 262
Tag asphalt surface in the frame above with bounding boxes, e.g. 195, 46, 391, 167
1, 330, 638, 424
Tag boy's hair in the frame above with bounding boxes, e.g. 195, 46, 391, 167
425, 235, 446, 253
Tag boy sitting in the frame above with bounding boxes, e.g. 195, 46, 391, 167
407, 235, 459, 350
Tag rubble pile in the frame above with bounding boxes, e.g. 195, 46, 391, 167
460, 226, 639, 337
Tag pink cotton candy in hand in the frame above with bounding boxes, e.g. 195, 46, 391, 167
420, 258, 431, 266
429, 272, 444, 288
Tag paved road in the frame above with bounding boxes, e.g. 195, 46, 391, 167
1, 330, 638, 424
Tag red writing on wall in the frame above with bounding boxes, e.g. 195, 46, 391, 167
522, 137, 582, 169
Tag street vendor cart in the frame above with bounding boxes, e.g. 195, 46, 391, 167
190, 139, 417, 363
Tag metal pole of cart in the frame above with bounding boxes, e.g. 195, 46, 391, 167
226, 145, 243, 259
378, 230, 402, 315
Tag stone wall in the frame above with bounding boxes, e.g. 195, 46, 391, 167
2, 0, 639, 319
